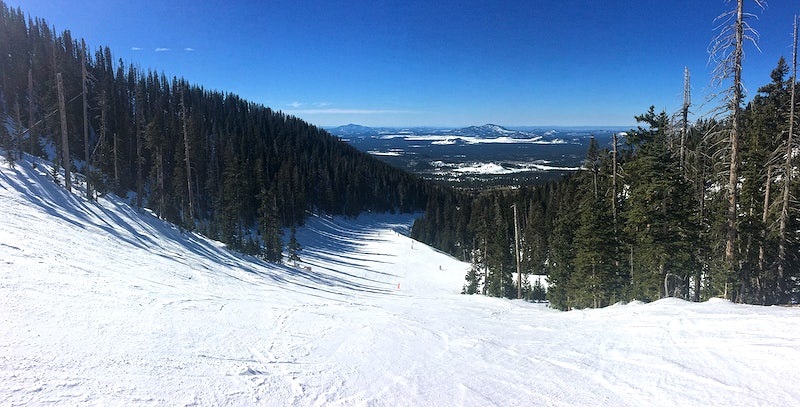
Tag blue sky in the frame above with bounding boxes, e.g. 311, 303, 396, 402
7, 0, 799, 127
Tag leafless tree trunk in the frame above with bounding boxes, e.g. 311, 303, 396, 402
681, 67, 691, 170
181, 87, 195, 221
724, 0, 744, 293
56, 72, 71, 192
135, 85, 144, 208
96, 90, 108, 164
758, 166, 771, 281
612, 133, 618, 232
113, 131, 119, 188
51, 40, 61, 175
81, 40, 92, 199
10, 98, 22, 165
27, 68, 35, 155
709, 0, 765, 299
777, 16, 798, 301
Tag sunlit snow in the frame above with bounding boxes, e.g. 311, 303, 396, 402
2, 156, 800, 406
379, 134, 564, 145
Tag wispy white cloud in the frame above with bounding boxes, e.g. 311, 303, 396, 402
131, 47, 143, 51
287, 101, 333, 109
184, 47, 195, 52
287, 108, 415, 115
155, 48, 171, 52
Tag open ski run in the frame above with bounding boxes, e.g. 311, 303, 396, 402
2, 157, 799, 406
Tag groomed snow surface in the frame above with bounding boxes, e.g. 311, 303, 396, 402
2, 157, 800, 406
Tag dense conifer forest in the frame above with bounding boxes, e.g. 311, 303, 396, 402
0, 2, 429, 260
413, 70, 800, 308
1, 1, 797, 308
413, 1, 800, 309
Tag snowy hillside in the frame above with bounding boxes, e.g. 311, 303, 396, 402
2, 156, 800, 406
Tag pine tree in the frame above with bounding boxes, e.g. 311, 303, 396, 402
569, 138, 621, 308
463, 248, 483, 295
287, 226, 301, 266
258, 188, 283, 263
571, 195, 616, 308
623, 120, 698, 302
740, 58, 789, 303
545, 178, 579, 310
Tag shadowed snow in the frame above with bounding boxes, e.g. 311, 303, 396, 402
2, 156, 800, 406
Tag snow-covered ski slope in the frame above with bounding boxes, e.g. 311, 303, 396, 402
2, 157, 800, 407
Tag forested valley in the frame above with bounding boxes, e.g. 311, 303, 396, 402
413, 64, 799, 308
411, 1, 800, 309
0, 1, 430, 261
1, 1, 798, 309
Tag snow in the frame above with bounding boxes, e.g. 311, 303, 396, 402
366, 150, 403, 157
453, 162, 510, 175
381, 134, 564, 145
2, 155, 800, 406
436, 160, 581, 175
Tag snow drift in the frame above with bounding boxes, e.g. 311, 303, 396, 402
2, 156, 800, 406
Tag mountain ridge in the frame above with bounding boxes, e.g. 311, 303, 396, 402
327, 123, 627, 140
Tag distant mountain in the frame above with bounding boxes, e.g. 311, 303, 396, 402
326, 124, 378, 137
327, 123, 548, 140
451, 124, 538, 139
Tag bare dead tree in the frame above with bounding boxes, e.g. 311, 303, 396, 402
81, 40, 92, 199
681, 67, 691, 170
27, 67, 36, 155
134, 83, 145, 208
56, 72, 71, 192
180, 85, 195, 222
708, 0, 765, 299
9, 98, 22, 166
777, 15, 798, 301
611, 133, 618, 232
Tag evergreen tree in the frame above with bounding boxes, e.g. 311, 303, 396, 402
287, 226, 301, 266
571, 193, 617, 308
463, 248, 483, 295
623, 117, 698, 302
545, 178, 579, 310
258, 188, 283, 263
530, 278, 547, 302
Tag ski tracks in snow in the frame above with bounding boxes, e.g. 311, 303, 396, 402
4, 158, 800, 406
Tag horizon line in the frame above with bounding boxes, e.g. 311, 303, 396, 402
320, 123, 636, 129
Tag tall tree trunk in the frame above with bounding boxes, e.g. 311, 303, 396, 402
695, 137, 708, 302
758, 165, 772, 300
777, 15, 798, 303
612, 133, 618, 233
181, 88, 195, 222
27, 68, 35, 155
97, 90, 108, 173
113, 131, 119, 187
681, 67, 690, 170
11, 98, 21, 164
56, 73, 71, 192
51, 40, 60, 174
725, 0, 745, 298
135, 86, 144, 208
82, 40, 91, 199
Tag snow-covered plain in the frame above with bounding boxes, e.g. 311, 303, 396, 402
381, 134, 566, 145
2, 156, 800, 406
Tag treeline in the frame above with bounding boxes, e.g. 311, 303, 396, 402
0, 1, 428, 260
413, 60, 800, 308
